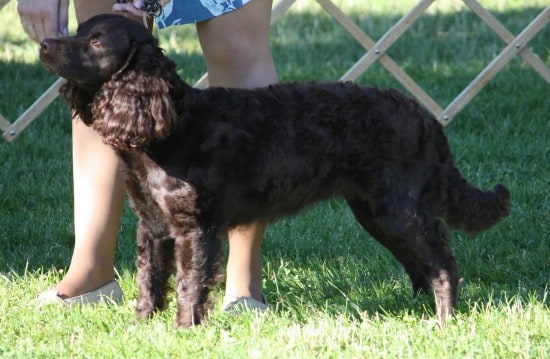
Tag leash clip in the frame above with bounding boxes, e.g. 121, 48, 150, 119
142, 0, 163, 18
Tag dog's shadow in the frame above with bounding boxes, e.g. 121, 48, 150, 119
256, 199, 430, 321
213, 199, 545, 322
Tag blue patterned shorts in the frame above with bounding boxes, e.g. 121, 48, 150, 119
155, 0, 252, 29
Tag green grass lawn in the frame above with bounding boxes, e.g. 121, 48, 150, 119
1, 0, 549, 357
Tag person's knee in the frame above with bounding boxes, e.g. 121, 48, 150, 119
197, 0, 274, 82
202, 28, 270, 70
200, 30, 275, 87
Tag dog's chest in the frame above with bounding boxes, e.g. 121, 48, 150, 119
121, 152, 199, 221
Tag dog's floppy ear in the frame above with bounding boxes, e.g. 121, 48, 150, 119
91, 40, 178, 150
60, 82, 95, 125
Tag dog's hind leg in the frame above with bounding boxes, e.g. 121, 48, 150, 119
173, 226, 222, 328
346, 198, 431, 295
135, 221, 175, 319
346, 197, 459, 323
420, 219, 459, 324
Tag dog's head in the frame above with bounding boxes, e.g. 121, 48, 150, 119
39, 14, 179, 150
39, 14, 154, 89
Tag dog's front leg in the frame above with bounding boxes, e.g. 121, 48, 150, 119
174, 226, 222, 328
135, 219, 175, 319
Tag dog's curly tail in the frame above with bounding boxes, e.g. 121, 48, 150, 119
444, 167, 511, 235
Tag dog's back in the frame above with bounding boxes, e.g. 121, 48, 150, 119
171, 84, 424, 222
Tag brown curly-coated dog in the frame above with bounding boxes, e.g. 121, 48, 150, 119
39, 14, 510, 328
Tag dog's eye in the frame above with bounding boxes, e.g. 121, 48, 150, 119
90, 39, 103, 48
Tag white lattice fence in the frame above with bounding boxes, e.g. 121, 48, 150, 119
2, 0, 548, 141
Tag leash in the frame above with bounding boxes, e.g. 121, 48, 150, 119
116, 0, 164, 29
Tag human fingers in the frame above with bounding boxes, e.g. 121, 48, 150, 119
57, 0, 70, 36
112, 1, 144, 18
17, 0, 39, 41
17, 0, 66, 41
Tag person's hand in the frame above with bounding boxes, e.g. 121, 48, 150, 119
17, 0, 70, 42
112, 0, 145, 17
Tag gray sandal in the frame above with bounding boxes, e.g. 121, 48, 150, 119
38, 280, 123, 305
222, 294, 268, 312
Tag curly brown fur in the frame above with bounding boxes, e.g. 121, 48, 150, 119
40, 14, 510, 328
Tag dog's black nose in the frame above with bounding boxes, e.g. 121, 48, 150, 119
40, 39, 50, 52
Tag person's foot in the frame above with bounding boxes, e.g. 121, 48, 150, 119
38, 280, 123, 305
222, 293, 268, 312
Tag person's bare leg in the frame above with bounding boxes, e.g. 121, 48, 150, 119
197, 0, 277, 305
47, 0, 140, 298
197, 0, 276, 89
53, 120, 125, 298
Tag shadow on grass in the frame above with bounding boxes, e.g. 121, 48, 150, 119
260, 200, 548, 322
0, 5, 547, 320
